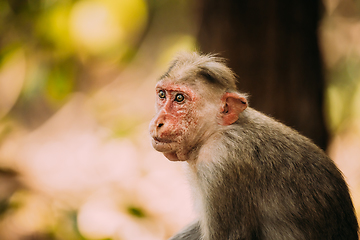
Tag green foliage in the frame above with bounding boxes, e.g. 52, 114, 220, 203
45, 61, 76, 105
325, 56, 360, 133
127, 206, 146, 218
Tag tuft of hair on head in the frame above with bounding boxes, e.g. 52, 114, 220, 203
160, 51, 239, 92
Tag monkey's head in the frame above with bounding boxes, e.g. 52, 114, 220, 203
149, 52, 247, 161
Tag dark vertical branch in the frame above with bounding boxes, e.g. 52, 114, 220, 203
197, 0, 328, 149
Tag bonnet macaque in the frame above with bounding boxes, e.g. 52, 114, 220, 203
149, 52, 359, 240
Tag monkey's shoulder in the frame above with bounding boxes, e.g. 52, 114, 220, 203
224, 108, 335, 169
210, 108, 349, 205
230, 108, 313, 145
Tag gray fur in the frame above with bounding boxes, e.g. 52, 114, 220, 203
160, 52, 238, 92
169, 221, 201, 240
187, 108, 359, 239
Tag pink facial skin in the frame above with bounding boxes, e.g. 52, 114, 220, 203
149, 80, 202, 161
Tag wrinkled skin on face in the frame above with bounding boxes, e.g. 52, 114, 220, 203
149, 79, 219, 161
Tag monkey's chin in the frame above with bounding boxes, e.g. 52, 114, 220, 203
163, 152, 182, 161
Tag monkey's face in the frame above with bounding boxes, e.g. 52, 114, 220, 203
149, 79, 217, 161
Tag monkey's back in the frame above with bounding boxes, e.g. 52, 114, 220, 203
200, 108, 359, 240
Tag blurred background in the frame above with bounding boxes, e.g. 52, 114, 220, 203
0, 0, 359, 239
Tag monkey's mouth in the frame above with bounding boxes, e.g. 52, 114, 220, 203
151, 137, 175, 152
153, 137, 173, 143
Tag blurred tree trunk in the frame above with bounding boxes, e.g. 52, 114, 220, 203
197, 0, 328, 150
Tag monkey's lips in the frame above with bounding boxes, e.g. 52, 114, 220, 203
153, 137, 172, 143
151, 137, 175, 152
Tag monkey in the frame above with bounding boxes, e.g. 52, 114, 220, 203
148, 52, 359, 240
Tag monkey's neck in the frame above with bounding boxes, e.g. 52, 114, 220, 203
186, 157, 215, 240
185, 132, 231, 240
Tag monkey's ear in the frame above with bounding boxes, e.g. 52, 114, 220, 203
220, 93, 248, 125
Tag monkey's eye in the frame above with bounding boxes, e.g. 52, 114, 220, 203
158, 90, 166, 99
175, 93, 185, 103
